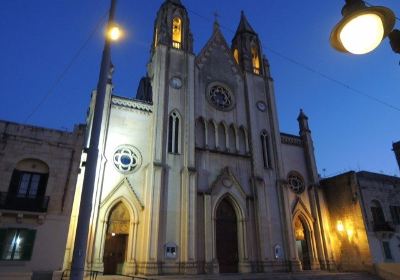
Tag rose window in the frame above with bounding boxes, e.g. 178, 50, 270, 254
113, 145, 141, 174
207, 84, 234, 111
288, 173, 305, 194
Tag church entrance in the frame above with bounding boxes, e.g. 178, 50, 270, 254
216, 198, 238, 273
294, 217, 311, 270
103, 202, 130, 275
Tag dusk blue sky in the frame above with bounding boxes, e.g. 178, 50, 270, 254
1, 0, 399, 177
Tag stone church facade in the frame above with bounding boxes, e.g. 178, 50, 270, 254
64, 0, 336, 275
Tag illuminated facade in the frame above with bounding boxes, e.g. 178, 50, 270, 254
1, 1, 399, 279
321, 171, 400, 274
63, 0, 336, 276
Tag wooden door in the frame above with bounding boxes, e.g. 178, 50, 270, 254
103, 234, 127, 275
216, 199, 238, 273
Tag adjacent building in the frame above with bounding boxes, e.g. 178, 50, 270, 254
0, 121, 84, 280
321, 171, 400, 274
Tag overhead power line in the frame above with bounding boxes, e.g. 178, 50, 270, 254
186, 7, 400, 113
24, 10, 109, 123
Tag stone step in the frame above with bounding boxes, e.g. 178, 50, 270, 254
91, 271, 382, 280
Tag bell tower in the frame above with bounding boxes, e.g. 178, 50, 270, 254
144, 0, 197, 274
151, 0, 193, 54
231, 11, 264, 76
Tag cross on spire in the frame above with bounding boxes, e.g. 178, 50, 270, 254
213, 11, 220, 31
213, 11, 220, 23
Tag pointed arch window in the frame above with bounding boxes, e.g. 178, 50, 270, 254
251, 45, 260, 75
233, 49, 239, 64
168, 111, 181, 154
260, 130, 271, 168
172, 17, 182, 49
154, 28, 158, 48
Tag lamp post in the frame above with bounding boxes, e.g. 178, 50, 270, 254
330, 0, 400, 55
70, 0, 120, 279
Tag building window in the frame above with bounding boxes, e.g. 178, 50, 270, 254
2, 159, 50, 212
172, 17, 182, 49
154, 28, 158, 48
8, 160, 49, 198
0, 228, 36, 261
287, 172, 305, 194
390, 205, 400, 225
260, 130, 271, 168
371, 200, 386, 225
251, 45, 260, 75
113, 145, 142, 174
206, 83, 235, 111
9, 171, 48, 199
233, 48, 239, 64
382, 241, 393, 260
168, 111, 180, 154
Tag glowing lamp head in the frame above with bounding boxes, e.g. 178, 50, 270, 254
340, 13, 384, 54
107, 25, 123, 42
330, 1, 395, 55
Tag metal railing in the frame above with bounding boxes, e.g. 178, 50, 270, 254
61, 270, 100, 280
0, 192, 49, 212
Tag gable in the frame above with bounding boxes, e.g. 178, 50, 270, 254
196, 27, 242, 82
209, 166, 247, 200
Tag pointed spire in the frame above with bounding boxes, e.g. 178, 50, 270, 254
297, 109, 310, 132
166, 0, 182, 5
297, 109, 308, 121
235, 10, 256, 34
213, 20, 220, 32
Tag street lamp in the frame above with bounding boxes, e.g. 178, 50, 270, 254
107, 24, 123, 42
330, 0, 400, 55
70, 0, 121, 279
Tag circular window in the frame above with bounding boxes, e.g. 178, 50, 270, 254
113, 145, 142, 174
206, 83, 235, 111
288, 173, 305, 194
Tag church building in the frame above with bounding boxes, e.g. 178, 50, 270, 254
63, 0, 336, 275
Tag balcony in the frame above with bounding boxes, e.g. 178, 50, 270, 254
0, 192, 49, 212
373, 221, 395, 232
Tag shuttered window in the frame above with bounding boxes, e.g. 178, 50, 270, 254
390, 206, 400, 225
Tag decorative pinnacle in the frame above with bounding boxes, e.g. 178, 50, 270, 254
235, 10, 256, 34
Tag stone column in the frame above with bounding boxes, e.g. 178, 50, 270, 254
124, 221, 138, 275
203, 194, 217, 274
238, 218, 251, 273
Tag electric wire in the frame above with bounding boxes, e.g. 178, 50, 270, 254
24, 3, 400, 120
23, 10, 109, 123
186, 8, 400, 113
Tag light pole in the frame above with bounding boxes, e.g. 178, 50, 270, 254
330, 0, 400, 55
70, 0, 120, 279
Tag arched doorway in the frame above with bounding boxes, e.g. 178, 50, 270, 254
294, 216, 311, 270
216, 198, 238, 273
103, 202, 130, 275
